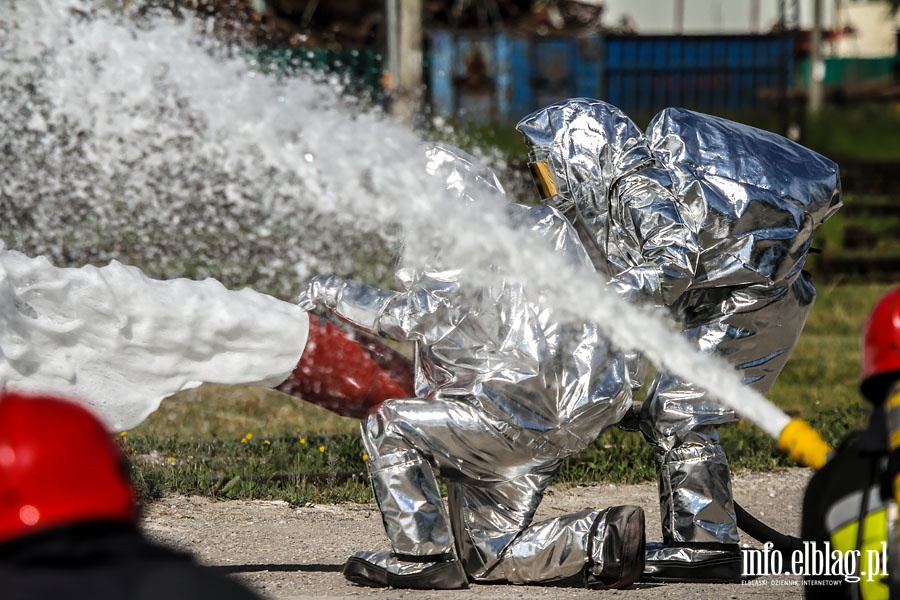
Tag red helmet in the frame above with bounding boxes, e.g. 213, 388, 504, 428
861, 285, 900, 402
0, 391, 136, 543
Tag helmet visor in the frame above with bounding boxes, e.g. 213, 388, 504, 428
528, 160, 558, 200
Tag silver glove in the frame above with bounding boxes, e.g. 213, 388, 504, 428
297, 274, 344, 313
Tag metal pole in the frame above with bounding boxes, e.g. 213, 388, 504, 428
385, 0, 399, 114
674, 0, 684, 34
809, 0, 824, 113
394, 0, 423, 125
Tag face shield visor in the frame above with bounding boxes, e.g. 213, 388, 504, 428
526, 154, 575, 218
528, 160, 558, 200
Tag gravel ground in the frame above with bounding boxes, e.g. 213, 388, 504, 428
142, 468, 814, 599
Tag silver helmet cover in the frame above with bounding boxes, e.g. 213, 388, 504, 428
423, 141, 506, 203
647, 106, 841, 288
517, 98, 698, 307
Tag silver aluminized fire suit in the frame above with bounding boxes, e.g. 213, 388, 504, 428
298, 144, 644, 588
517, 98, 842, 577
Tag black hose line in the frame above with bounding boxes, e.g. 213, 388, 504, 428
735, 501, 805, 554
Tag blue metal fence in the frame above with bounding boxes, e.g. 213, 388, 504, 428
427, 31, 794, 121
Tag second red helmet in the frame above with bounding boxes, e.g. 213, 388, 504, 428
860, 285, 900, 402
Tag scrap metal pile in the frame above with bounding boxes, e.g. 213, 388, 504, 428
126, 0, 618, 48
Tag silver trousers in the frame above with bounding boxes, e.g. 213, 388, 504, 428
641, 276, 816, 548
361, 396, 626, 583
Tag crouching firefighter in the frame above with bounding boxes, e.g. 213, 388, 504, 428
298, 143, 645, 590
802, 285, 900, 598
517, 98, 842, 582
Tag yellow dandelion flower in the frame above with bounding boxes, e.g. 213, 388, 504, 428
319, 445, 326, 453
245, 432, 253, 440
299, 437, 306, 445
362, 453, 369, 461
119, 431, 127, 437
263, 439, 271, 446
167, 457, 176, 463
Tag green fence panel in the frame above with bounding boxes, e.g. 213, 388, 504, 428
244, 47, 384, 97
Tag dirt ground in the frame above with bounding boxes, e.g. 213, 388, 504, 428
142, 468, 814, 599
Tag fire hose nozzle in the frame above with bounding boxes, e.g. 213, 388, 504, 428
776, 418, 832, 470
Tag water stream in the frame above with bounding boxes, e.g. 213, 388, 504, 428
0, 1, 790, 438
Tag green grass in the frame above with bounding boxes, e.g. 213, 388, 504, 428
809, 193, 900, 267
125, 428, 372, 505
123, 282, 892, 506
804, 103, 900, 161
767, 281, 891, 441
122, 384, 365, 504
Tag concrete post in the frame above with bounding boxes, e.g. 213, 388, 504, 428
386, 0, 423, 125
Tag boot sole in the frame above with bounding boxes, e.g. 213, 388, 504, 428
343, 556, 469, 589
642, 553, 746, 583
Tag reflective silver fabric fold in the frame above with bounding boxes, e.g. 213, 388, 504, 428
367, 449, 454, 556
423, 142, 507, 203
647, 107, 841, 289
517, 98, 842, 554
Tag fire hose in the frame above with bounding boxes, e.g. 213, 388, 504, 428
726, 405, 832, 552
0, 250, 835, 553
286, 316, 832, 554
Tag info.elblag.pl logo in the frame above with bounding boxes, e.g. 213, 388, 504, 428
742, 541, 888, 583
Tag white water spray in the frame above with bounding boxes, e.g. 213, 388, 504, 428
0, 1, 791, 440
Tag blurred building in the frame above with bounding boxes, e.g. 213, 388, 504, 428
121, 1, 899, 119
831, 0, 900, 57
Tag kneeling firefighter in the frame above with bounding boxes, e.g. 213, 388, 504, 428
801, 285, 900, 599
298, 143, 646, 590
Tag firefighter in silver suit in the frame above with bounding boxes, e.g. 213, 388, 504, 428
298, 144, 645, 590
517, 98, 842, 582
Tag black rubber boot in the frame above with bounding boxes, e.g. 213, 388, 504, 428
584, 505, 646, 590
343, 550, 469, 589
642, 542, 745, 583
